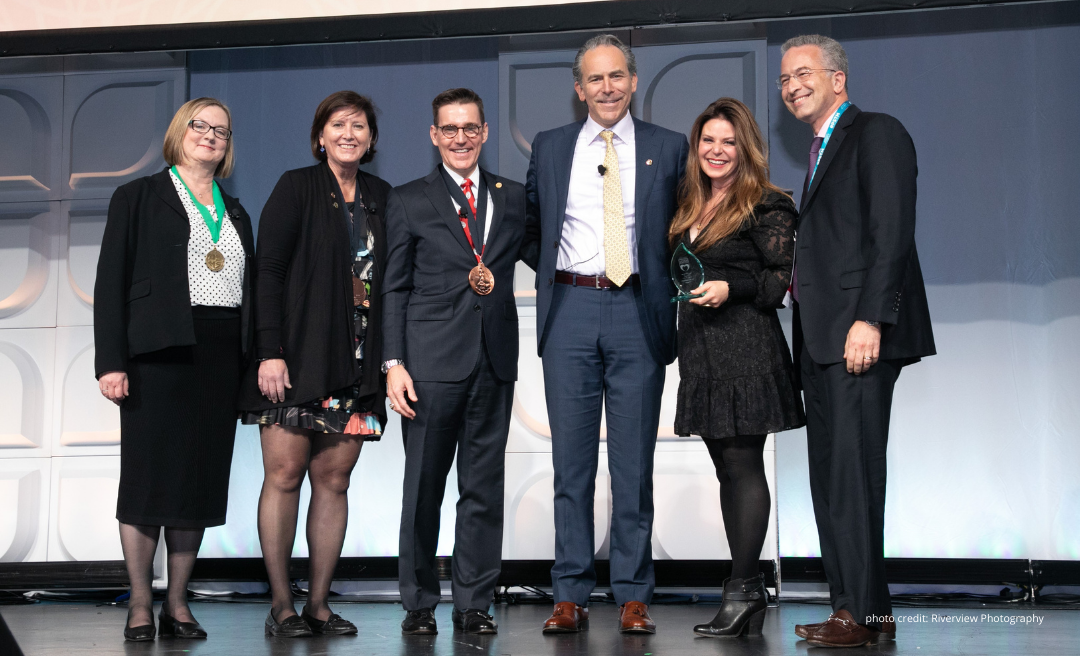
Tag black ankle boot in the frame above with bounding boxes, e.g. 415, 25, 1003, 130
693, 574, 767, 638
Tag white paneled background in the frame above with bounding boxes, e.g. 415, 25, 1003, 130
0, 49, 778, 580
0, 54, 186, 565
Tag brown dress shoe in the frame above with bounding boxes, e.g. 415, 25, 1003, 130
543, 602, 589, 634
805, 610, 880, 648
619, 601, 656, 634
874, 618, 896, 642
794, 620, 825, 639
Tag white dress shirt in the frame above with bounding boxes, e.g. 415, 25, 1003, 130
558, 112, 637, 276
443, 165, 494, 249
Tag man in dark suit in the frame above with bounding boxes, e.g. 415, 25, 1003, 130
524, 34, 688, 634
780, 35, 936, 647
383, 88, 528, 636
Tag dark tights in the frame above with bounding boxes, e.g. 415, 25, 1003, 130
703, 434, 770, 581
119, 523, 204, 628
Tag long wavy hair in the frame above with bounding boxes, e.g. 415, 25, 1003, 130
668, 98, 788, 251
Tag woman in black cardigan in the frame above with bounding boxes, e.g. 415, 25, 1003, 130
95, 97, 254, 641
239, 91, 391, 637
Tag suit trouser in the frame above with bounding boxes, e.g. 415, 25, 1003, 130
397, 343, 513, 611
542, 282, 665, 606
799, 340, 900, 627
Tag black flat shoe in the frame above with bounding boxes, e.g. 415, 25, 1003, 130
401, 608, 437, 635
301, 606, 357, 635
452, 608, 497, 635
124, 621, 156, 642
158, 607, 207, 639
265, 609, 313, 638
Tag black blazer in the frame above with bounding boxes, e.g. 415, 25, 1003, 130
93, 168, 255, 378
524, 117, 689, 365
382, 166, 527, 383
238, 162, 391, 418
793, 105, 936, 366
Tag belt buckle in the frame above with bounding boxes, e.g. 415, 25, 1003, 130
593, 276, 604, 289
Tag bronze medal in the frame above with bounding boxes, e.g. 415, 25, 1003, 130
469, 262, 494, 296
205, 248, 225, 272
352, 276, 368, 307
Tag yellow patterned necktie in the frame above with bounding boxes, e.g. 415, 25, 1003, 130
600, 129, 631, 287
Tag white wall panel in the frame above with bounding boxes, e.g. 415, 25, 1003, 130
47, 455, 122, 561
0, 75, 63, 203
51, 325, 120, 455
0, 202, 59, 329
56, 199, 108, 326
0, 457, 51, 562
0, 327, 55, 457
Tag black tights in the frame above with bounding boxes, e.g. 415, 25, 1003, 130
703, 435, 770, 581
119, 523, 204, 628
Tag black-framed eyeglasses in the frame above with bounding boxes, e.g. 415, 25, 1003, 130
776, 68, 837, 90
436, 124, 482, 139
189, 119, 232, 141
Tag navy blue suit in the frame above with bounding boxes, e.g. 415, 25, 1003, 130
524, 117, 688, 606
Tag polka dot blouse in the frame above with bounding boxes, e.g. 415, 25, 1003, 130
170, 168, 244, 308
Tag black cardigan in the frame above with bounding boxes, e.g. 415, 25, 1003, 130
238, 162, 391, 422
94, 168, 255, 378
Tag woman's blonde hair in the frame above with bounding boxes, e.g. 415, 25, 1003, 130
669, 97, 788, 251
162, 97, 235, 178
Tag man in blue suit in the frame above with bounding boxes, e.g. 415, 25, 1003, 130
524, 34, 688, 635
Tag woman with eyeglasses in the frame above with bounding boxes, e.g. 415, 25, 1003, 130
94, 97, 254, 641
238, 91, 391, 637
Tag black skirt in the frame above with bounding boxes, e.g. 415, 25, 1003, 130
116, 306, 242, 528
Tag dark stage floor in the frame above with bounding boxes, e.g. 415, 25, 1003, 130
3, 599, 1078, 655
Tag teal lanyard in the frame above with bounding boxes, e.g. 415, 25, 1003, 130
809, 101, 851, 187
171, 166, 226, 243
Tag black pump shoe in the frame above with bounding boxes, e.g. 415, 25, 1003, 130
693, 574, 768, 638
159, 607, 207, 639
124, 613, 156, 642
301, 606, 357, 635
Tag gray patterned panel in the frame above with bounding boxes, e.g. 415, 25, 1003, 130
62, 69, 186, 200
0, 76, 63, 203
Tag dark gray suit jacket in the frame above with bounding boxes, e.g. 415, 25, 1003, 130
382, 166, 528, 383
794, 105, 936, 366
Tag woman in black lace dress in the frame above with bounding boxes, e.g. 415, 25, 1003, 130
670, 98, 805, 638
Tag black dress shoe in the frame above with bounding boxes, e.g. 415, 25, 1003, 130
158, 607, 207, 639
693, 574, 767, 638
124, 617, 156, 642
401, 608, 438, 635
265, 609, 313, 637
452, 608, 497, 634
301, 606, 357, 635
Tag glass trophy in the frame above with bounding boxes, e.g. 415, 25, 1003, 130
670, 242, 706, 303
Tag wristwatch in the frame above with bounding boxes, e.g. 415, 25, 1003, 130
381, 359, 404, 374
862, 320, 880, 328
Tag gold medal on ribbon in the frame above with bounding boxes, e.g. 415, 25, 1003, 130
469, 262, 494, 296
205, 248, 225, 272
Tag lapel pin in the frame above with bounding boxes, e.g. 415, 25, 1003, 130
330, 192, 336, 198
333, 202, 339, 208
495, 182, 502, 189
646, 159, 653, 166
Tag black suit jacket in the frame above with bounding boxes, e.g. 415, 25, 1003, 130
238, 163, 391, 416
94, 167, 255, 378
382, 166, 527, 383
793, 105, 936, 366
524, 117, 689, 365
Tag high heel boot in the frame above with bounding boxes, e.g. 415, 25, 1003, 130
693, 573, 767, 638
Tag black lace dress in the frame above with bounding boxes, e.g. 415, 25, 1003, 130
674, 191, 806, 440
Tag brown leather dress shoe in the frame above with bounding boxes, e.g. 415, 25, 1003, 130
619, 601, 656, 634
805, 610, 880, 648
875, 618, 896, 642
794, 620, 825, 639
542, 602, 589, 634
